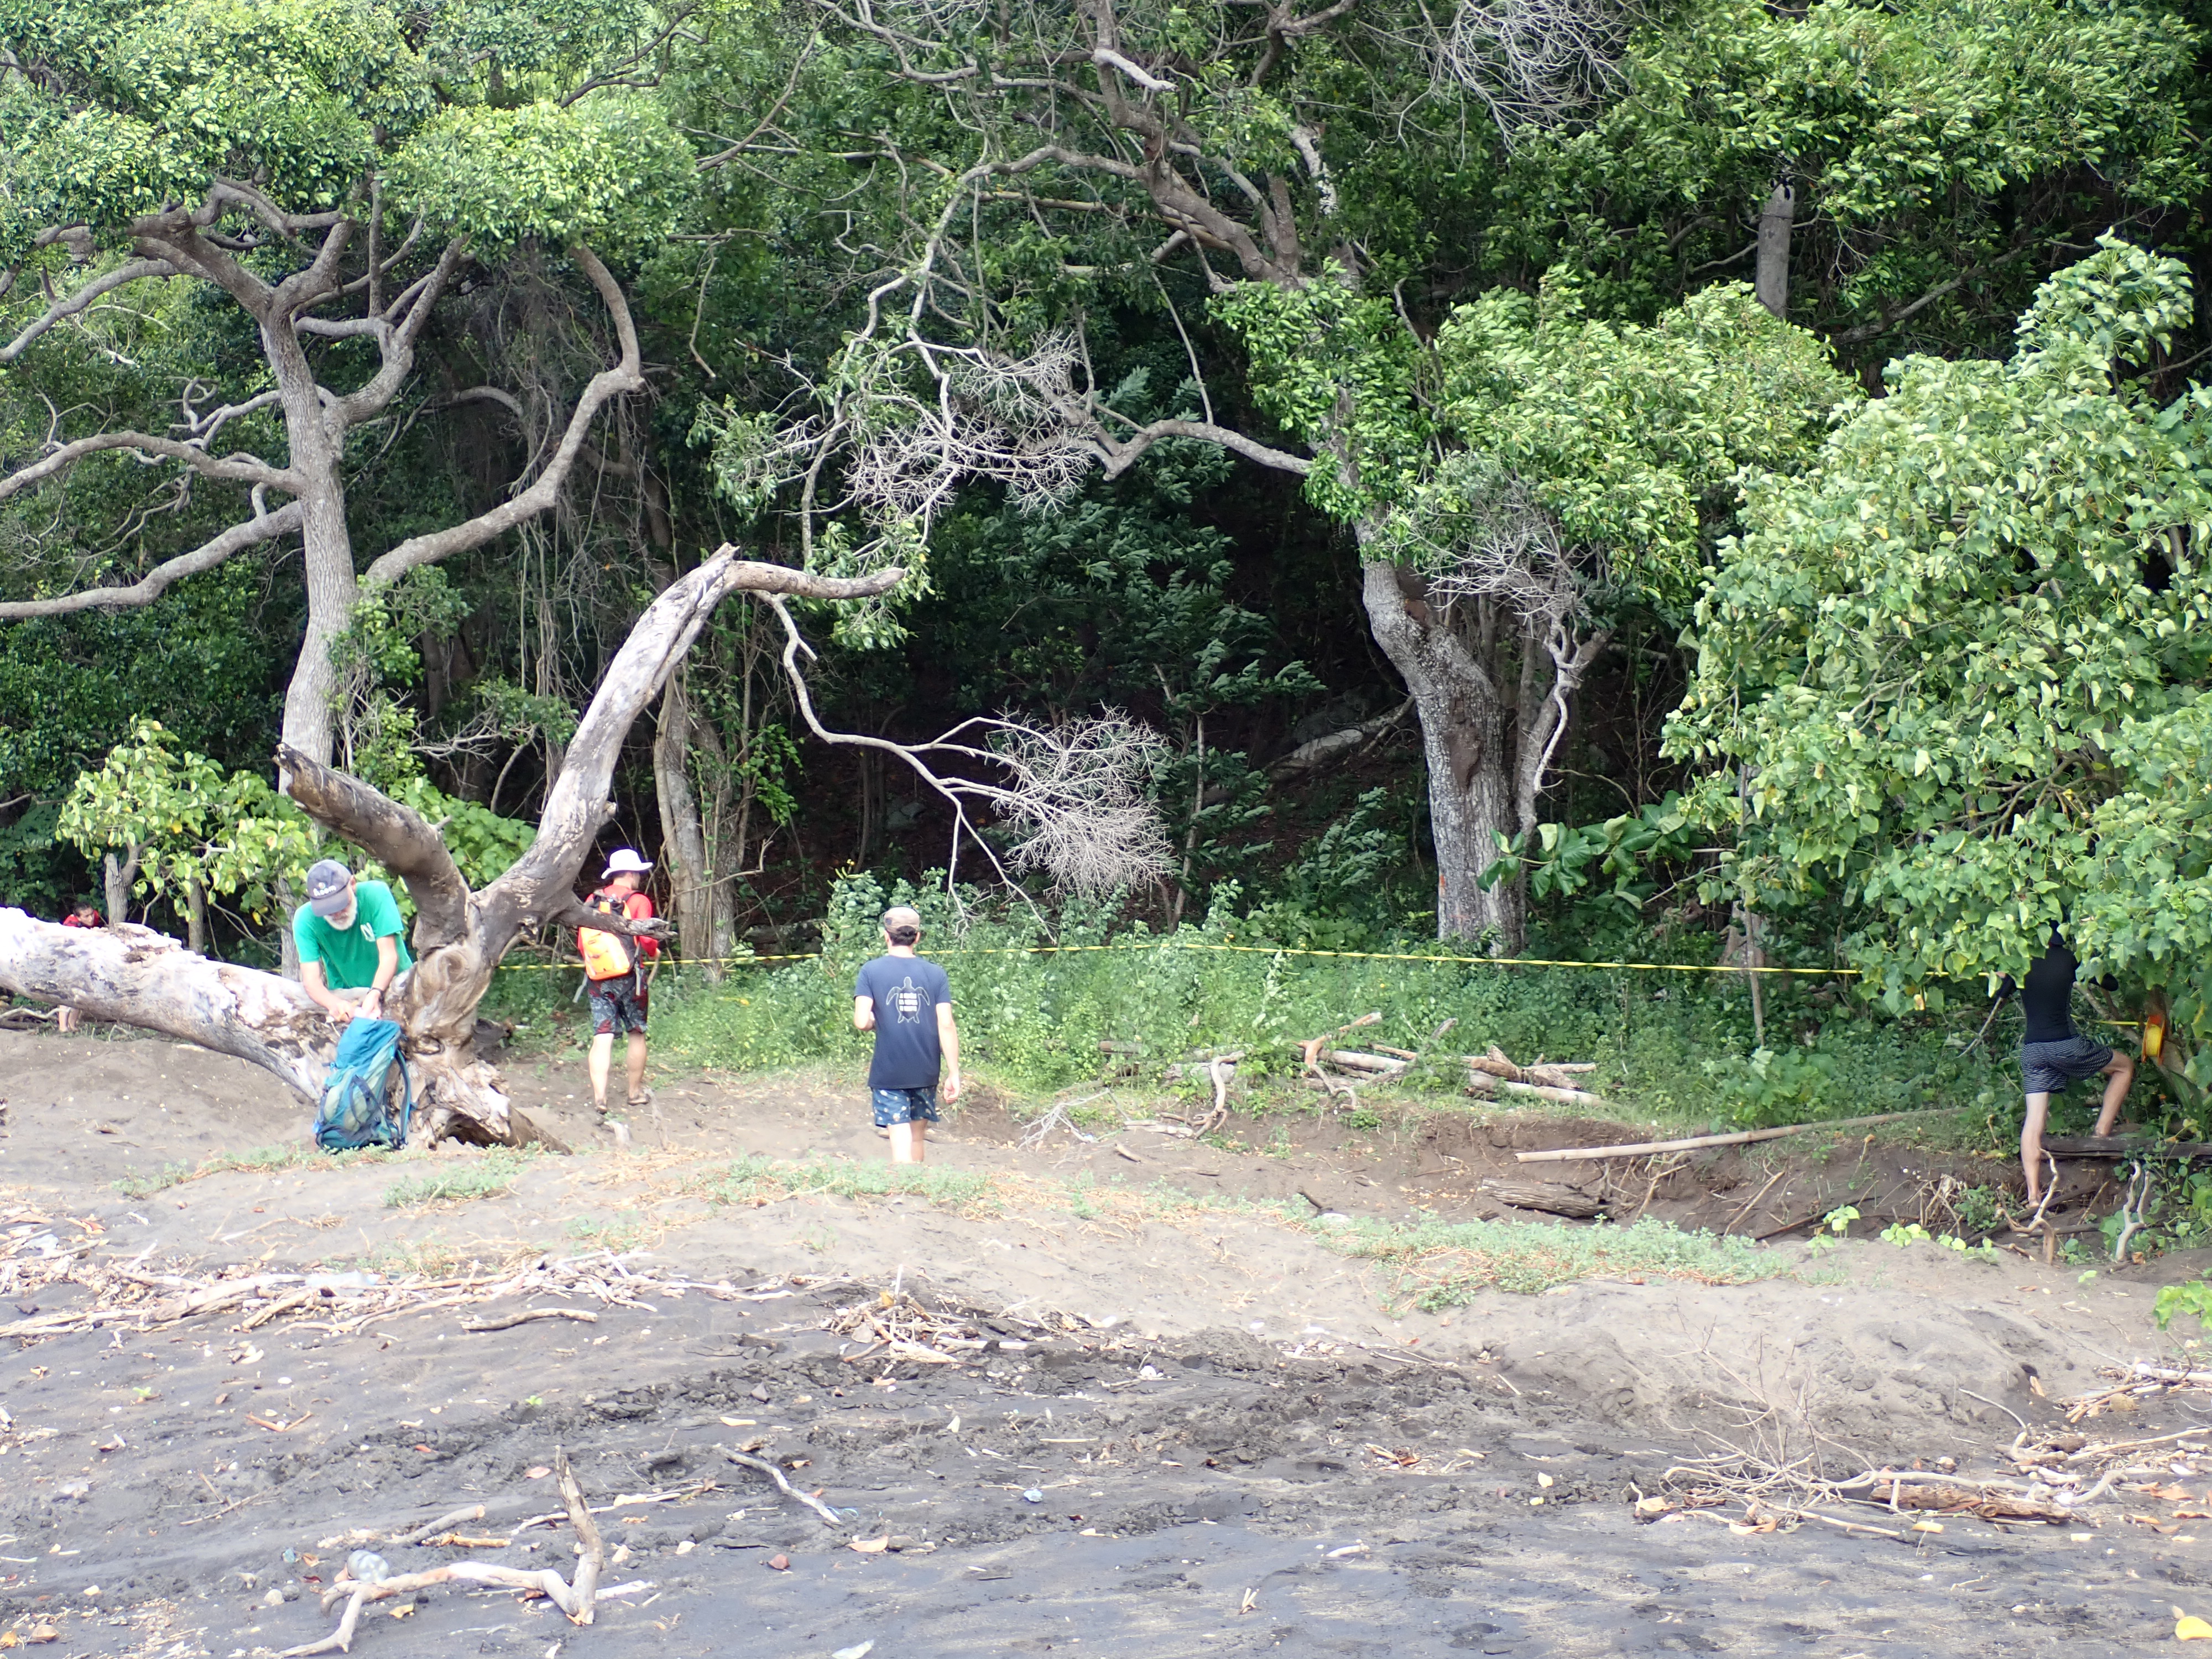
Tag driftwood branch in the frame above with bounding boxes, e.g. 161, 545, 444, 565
1480, 1178, 1604, 1219
726, 1448, 842, 1527
386, 1504, 487, 1548
1515, 1105, 1977, 1164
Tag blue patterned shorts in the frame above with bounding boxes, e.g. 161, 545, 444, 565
871, 1086, 940, 1127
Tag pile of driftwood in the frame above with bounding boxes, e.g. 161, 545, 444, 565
279, 1449, 670, 1657
1661, 1363, 2212, 1541
0, 1215, 796, 1343
1463, 1047, 1608, 1107
1292, 1014, 1613, 1107
826, 1287, 1005, 1369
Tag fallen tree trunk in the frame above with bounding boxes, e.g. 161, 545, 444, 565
1514, 1104, 1976, 1164
0, 919, 328, 1095
0, 548, 901, 1145
1324, 1049, 1410, 1076
1480, 1178, 1605, 1219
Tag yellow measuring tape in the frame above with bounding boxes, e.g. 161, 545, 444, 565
493, 939, 1854, 977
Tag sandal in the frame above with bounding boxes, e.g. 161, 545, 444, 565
627, 1089, 654, 1110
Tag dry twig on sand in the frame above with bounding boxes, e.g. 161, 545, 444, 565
724, 1449, 842, 1527
385, 1504, 486, 1548
281, 1449, 606, 1657
461, 1307, 601, 1333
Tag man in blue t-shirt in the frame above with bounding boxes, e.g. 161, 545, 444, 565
852, 906, 961, 1164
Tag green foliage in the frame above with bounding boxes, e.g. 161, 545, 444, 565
1489, 795, 1703, 915
1665, 241, 2212, 1052
1, 0, 695, 259
333, 570, 474, 692
1877, 1220, 1997, 1260
388, 98, 695, 252
53, 718, 534, 932
1503, 0, 2204, 352
1220, 272, 1849, 690
1426, 280, 1855, 604
597, 873, 2030, 1137
382, 1146, 539, 1208
54, 719, 318, 925
1802, 1203, 1860, 1256
2156, 1275, 2212, 1332
1315, 1213, 1778, 1307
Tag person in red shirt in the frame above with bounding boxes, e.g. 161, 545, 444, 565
55, 898, 102, 1032
578, 849, 660, 1118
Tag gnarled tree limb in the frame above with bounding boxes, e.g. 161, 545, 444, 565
361, 244, 641, 586
0, 258, 179, 363
0, 430, 296, 500
277, 749, 471, 950
0, 500, 304, 621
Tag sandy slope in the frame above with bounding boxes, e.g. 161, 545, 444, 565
0, 1028, 2207, 1656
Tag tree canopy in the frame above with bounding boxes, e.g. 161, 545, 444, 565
7, 0, 2212, 1082
1668, 238, 2212, 1056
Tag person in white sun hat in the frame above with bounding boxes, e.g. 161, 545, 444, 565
576, 847, 660, 1119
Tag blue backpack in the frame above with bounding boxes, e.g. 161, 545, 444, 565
314, 1018, 414, 1151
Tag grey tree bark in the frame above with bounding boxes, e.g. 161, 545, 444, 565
102, 847, 142, 930
0, 194, 644, 773
1359, 559, 1608, 953
1756, 181, 1795, 321
653, 667, 729, 982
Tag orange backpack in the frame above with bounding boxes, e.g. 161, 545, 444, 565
577, 890, 637, 982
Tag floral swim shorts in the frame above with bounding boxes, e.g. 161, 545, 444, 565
871, 1086, 940, 1127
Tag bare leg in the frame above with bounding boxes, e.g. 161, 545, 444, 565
2022, 1091, 2052, 1204
2092, 1051, 2136, 1137
625, 1032, 649, 1102
588, 1032, 614, 1112
889, 1120, 927, 1165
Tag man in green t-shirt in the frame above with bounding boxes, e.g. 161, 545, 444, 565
293, 858, 414, 1024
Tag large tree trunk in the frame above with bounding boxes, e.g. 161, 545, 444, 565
267, 318, 359, 769
653, 668, 726, 983
0, 919, 328, 1094
1360, 561, 1526, 950
0, 549, 901, 1145
1756, 181, 1795, 322
102, 846, 141, 929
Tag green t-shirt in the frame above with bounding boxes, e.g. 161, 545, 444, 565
293, 879, 414, 989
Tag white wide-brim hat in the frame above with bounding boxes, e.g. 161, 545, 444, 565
601, 848, 653, 879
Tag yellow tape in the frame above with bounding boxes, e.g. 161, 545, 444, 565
494, 940, 1852, 977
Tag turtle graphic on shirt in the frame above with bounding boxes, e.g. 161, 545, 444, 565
890, 978, 926, 1023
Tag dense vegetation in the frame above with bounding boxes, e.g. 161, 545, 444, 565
7, 0, 2212, 1125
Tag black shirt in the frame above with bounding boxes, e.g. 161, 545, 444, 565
2000, 933, 2106, 1045
854, 954, 952, 1089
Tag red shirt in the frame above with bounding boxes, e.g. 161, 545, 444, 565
594, 887, 658, 959
61, 912, 101, 928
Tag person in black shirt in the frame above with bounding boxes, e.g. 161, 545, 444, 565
852, 906, 962, 1164
1999, 927, 2134, 1204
